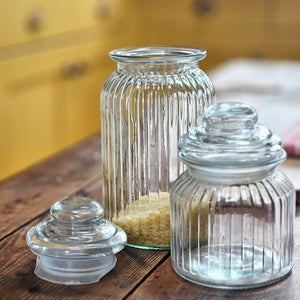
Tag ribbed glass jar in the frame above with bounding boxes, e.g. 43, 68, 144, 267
170, 102, 295, 289
101, 46, 215, 249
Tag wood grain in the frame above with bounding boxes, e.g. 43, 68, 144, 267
0, 179, 169, 300
128, 205, 300, 300
0, 132, 299, 299
0, 134, 101, 240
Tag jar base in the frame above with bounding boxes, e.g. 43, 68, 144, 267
172, 265, 292, 289
172, 243, 293, 289
126, 242, 170, 251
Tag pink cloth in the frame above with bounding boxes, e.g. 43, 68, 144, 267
282, 120, 300, 156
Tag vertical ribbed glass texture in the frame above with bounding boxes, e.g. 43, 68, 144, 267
171, 170, 295, 289
100, 47, 215, 249
170, 102, 295, 289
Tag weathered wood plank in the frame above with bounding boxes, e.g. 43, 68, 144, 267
128, 205, 300, 300
0, 180, 169, 300
0, 134, 101, 240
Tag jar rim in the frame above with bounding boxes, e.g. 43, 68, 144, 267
109, 46, 207, 64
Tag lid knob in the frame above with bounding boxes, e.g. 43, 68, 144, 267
50, 197, 103, 222
203, 102, 258, 131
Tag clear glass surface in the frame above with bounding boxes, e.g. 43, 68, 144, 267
170, 102, 295, 289
101, 46, 215, 249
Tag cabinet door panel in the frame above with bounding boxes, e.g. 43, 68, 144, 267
0, 0, 124, 48
0, 40, 116, 180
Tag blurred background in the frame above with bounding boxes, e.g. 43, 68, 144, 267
0, 0, 299, 181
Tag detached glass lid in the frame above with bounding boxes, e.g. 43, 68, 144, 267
26, 197, 127, 285
179, 102, 286, 170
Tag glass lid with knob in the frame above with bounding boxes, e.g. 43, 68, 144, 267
179, 102, 286, 171
26, 197, 127, 285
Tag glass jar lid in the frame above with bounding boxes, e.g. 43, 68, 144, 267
179, 102, 286, 170
26, 197, 127, 285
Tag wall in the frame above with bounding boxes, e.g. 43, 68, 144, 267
132, 0, 300, 70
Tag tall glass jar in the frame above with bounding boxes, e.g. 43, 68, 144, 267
101, 46, 215, 249
170, 102, 295, 289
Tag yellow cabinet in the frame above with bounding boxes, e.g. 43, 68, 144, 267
0, 0, 123, 47
0, 39, 127, 180
0, 0, 135, 180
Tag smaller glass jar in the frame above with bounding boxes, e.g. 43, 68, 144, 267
170, 102, 295, 289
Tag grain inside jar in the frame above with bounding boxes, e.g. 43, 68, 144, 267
112, 192, 170, 248
112, 192, 212, 249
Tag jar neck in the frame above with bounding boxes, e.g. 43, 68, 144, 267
117, 61, 199, 75
188, 166, 278, 185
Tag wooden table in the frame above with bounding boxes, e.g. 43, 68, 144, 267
1, 134, 299, 300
